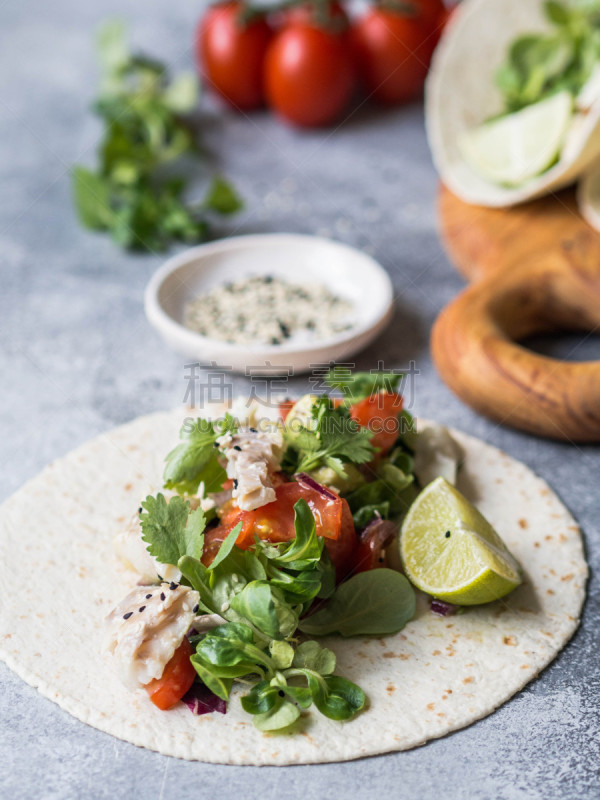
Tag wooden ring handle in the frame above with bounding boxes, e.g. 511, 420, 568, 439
432, 246, 600, 442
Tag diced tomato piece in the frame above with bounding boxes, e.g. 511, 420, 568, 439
349, 392, 403, 454
145, 638, 196, 711
279, 400, 296, 421
203, 480, 357, 580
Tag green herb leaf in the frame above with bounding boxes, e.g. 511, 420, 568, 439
229, 581, 299, 640
298, 569, 416, 637
73, 21, 241, 251
306, 673, 366, 721
139, 493, 206, 567
252, 698, 301, 731
289, 398, 375, 478
292, 641, 336, 675
204, 176, 244, 215
71, 167, 114, 231
346, 461, 416, 528
208, 522, 243, 571
269, 640, 295, 670
326, 367, 402, 401
163, 415, 236, 495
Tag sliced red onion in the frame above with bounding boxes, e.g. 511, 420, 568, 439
182, 682, 226, 716
295, 473, 339, 501
431, 599, 458, 617
360, 517, 398, 551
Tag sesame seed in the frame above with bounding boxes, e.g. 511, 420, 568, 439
123, 612, 133, 620
249, 427, 257, 433
193, 604, 199, 613
278, 690, 285, 697
233, 445, 242, 452
138, 507, 143, 513
139, 606, 146, 613
160, 592, 166, 601
145, 594, 152, 599
169, 581, 178, 591
445, 531, 451, 538
213, 441, 219, 448
233, 479, 238, 489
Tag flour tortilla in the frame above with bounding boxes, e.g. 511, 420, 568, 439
426, 0, 600, 207
0, 408, 586, 765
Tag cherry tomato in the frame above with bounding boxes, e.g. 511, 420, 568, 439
264, 23, 356, 127
203, 481, 357, 579
145, 638, 196, 710
350, 8, 437, 105
281, 0, 349, 31
412, 0, 447, 26
350, 392, 404, 454
197, 1, 272, 110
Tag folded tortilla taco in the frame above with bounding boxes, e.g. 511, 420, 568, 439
0, 379, 587, 765
426, 0, 600, 207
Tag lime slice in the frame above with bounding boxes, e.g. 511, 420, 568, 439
459, 90, 573, 187
399, 477, 522, 605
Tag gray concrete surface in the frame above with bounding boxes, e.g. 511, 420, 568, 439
1, 1, 599, 798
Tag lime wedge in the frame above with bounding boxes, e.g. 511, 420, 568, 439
399, 477, 522, 605
459, 90, 573, 187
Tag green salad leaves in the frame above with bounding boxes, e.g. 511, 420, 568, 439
496, 0, 600, 112
139, 490, 415, 731
72, 21, 242, 251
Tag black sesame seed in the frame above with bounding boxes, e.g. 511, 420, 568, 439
193, 604, 199, 613
139, 605, 146, 613
145, 593, 152, 599
169, 581, 178, 590
123, 612, 133, 620
160, 592, 166, 601
138, 507, 143, 514
213, 441, 219, 448
249, 427, 257, 433
233, 445, 242, 452
233, 478, 238, 489
445, 531, 451, 538
278, 690, 285, 697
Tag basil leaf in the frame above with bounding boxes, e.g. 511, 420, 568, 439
292, 641, 336, 675
298, 569, 416, 637
208, 522, 242, 571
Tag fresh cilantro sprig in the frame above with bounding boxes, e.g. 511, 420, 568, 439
72, 21, 242, 251
325, 367, 402, 401
496, 0, 600, 113
285, 397, 375, 478
163, 414, 237, 496
140, 493, 206, 565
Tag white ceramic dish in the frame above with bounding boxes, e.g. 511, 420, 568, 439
144, 233, 394, 374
